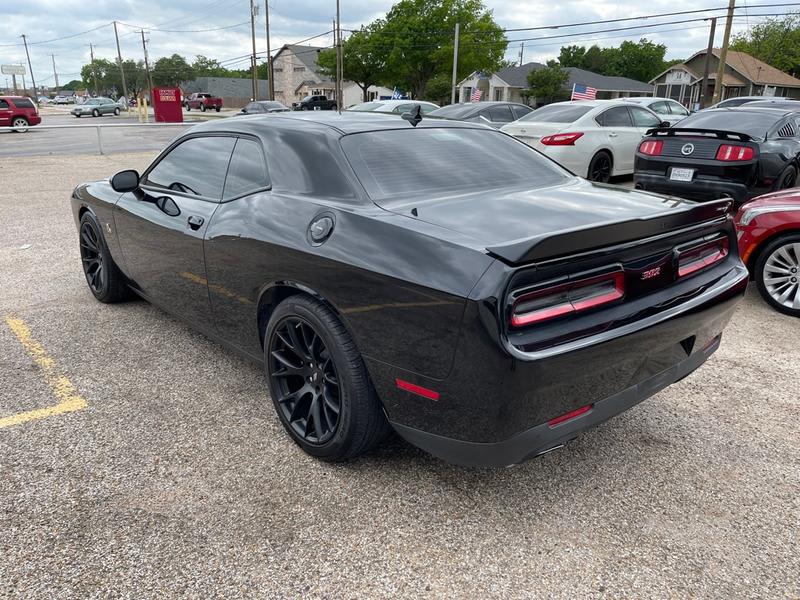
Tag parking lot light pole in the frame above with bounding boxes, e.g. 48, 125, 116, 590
250, 0, 258, 101
265, 0, 273, 101
20, 35, 37, 101
450, 23, 460, 105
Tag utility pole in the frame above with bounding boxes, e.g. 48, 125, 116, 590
20, 35, 37, 100
113, 21, 129, 101
450, 22, 460, 105
712, 0, 736, 105
519, 43, 524, 67
88, 44, 99, 95
264, 0, 273, 100
335, 0, 343, 112
50, 54, 60, 94
250, 0, 258, 100
141, 31, 154, 98
700, 18, 717, 109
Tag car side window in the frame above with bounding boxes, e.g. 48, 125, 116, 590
650, 101, 671, 115
511, 105, 532, 120
245, 102, 259, 112
668, 101, 689, 116
0, 100, 8, 109
597, 107, 633, 127
223, 138, 270, 199
392, 103, 413, 114
144, 136, 236, 200
630, 106, 662, 128
487, 105, 514, 122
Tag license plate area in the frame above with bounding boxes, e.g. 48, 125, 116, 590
669, 167, 695, 182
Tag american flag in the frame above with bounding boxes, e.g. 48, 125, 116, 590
470, 88, 482, 102
571, 83, 597, 100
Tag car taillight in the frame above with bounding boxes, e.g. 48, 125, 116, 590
540, 132, 584, 146
677, 237, 729, 278
715, 144, 754, 161
511, 271, 625, 327
638, 140, 663, 156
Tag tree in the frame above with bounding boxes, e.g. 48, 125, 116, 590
731, 13, 800, 76
556, 39, 669, 83
527, 60, 569, 104
424, 73, 453, 104
379, 0, 507, 99
81, 58, 116, 93
152, 54, 195, 87
63, 79, 83, 91
193, 55, 229, 78
558, 45, 587, 68
318, 22, 388, 102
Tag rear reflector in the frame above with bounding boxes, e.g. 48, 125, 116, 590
677, 237, 729, 278
541, 132, 584, 146
638, 140, 663, 156
396, 378, 440, 401
716, 144, 754, 161
511, 271, 625, 328
548, 404, 593, 427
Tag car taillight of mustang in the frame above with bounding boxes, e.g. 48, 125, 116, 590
70, 112, 748, 467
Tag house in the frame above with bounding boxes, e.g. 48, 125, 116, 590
342, 83, 396, 108
183, 76, 269, 108
272, 44, 340, 106
456, 63, 652, 105
650, 49, 800, 108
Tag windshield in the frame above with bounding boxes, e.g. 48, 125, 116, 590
348, 102, 383, 112
518, 104, 593, 123
676, 110, 779, 138
429, 104, 478, 119
341, 128, 570, 203
261, 101, 286, 110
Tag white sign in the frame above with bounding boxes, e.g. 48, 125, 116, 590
763, 85, 776, 97
665, 70, 691, 85
1, 64, 26, 76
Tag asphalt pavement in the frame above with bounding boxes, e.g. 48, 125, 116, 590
0, 152, 798, 598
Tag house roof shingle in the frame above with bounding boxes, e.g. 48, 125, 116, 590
712, 49, 800, 87
493, 63, 651, 93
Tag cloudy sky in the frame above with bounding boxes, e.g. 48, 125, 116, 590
0, 0, 791, 89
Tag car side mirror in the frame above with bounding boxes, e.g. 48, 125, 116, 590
111, 169, 140, 193
660, 121, 671, 128
241, 108, 248, 113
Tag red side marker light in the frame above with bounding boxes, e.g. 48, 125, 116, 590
396, 378, 440, 401
547, 404, 593, 427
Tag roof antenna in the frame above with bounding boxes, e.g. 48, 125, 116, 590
402, 105, 423, 127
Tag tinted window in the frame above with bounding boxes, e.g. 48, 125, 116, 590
519, 104, 592, 123
0, 100, 9, 109
13, 98, 34, 109
145, 136, 236, 199
342, 128, 569, 203
420, 103, 438, 115
597, 107, 633, 127
668, 101, 689, 116
650, 101, 671, 115
348, 102, 382, 112
677, 110, 778, 138
486, 105, 514, 122
391, 104, 413, 114
429, 104, 478, 119
717, 98, 751, 108
630, 106, 661, 127
511, 105, 532, 120
245, 102, 261, 112
223, 138, 269, 199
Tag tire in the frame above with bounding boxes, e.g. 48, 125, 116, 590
201, 104, 206, 112
215, 106, 221, 112
265, 295, 390, 461
11, 117, 29, 133
186, 104, 191, 111
774, 165, 797, 191
75, 114, 81, 118
587, 151, 612, 183
755, 233, 800, 317
78, 212, 132, 303
301, 105, 309, 111
114, 107, 120, 116
92, 109, 100, 117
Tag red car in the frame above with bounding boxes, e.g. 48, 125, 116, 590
0, 96, 42, 131
736, 189, 800, 316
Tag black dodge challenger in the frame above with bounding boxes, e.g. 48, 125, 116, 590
71, 112, 748, 467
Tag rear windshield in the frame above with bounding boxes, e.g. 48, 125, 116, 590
518, 104, 593, 123
348, 102, 383, 112
429, 104, 478, 118
676, 110, 779, 138
13, 98, 34, 109
341, 128, 570, 202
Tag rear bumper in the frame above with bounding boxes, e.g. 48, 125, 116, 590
28, 115, 41, 125
634, 172, 755, 205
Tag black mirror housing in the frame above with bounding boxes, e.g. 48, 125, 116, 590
111, 169, 140, 193
660, 121, 671, 128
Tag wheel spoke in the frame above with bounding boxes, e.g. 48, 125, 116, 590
310, 397, 325, 439
271, 349, 301, 370
81, 230, 97, 252
286, 322, 311, 360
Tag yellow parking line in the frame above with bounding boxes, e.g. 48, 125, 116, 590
0, 315, 87, 429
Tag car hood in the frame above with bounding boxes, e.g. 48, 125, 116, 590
382, 177, 698, 258
741, 189, 800, 209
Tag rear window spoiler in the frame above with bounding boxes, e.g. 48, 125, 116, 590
644, 127, 752, 142
486, 198, 733, 265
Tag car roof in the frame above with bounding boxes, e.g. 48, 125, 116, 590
622, 97, 673, 103
371, 99, 437, 105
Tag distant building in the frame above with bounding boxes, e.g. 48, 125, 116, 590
272, 44, 343, 106
456, 64, 652, 105
650, 49, 800, 107
183, 77, 269, 108
342, 84, 396, 108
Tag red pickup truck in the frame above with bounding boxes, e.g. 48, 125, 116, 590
184, 93, 223, 112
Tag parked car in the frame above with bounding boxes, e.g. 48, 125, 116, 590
347, 99, 439, 115
622, 97, 691, 126
71, 97, 121, 118
737, 100, 800, 111
293, 95, 338, 111
428, 101, 533, 128
0, 96, 41, 132
634, 107, 800, 205
735, 189, 800, 316
237, 100, 291, 115
707, 95, 798, 109
500, 100, 667, 182
70, 112, 747, 467
54, 94, 76, 105
184, 93, 223, 112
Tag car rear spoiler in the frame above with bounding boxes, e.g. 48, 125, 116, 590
644, 127, 753, 142
486, 198, 733, 265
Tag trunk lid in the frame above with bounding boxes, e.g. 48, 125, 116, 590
502, 121, 569, 147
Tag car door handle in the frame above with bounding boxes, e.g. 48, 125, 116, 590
608, 133, 619, 138
187, 215, 204, 230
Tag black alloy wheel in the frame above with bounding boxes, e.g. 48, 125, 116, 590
776, 165, 797, 190
588, 151, 612, 183
80, 220, 106, 296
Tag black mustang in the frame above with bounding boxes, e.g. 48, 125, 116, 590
71, 112, 748, 467
634, 106, 800, 205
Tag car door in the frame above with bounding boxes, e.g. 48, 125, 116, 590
114, 134, 237, 329
595, 106, 640, 173
0, 99, 11, 126
666, 100, 690, 124
510, 104, 532, 121
649, 101, 673, 124
478, 105, 514, 128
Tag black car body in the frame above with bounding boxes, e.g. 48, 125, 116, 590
635, 107, 800, 205
428, 101, 533, 128
293, 95, 337, 111
71, 112, 747, 467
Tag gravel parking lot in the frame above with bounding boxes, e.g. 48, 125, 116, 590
0, 152, 798, 598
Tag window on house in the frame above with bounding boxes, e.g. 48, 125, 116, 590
273, 68, 283, 73
293, 67, 305, 72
